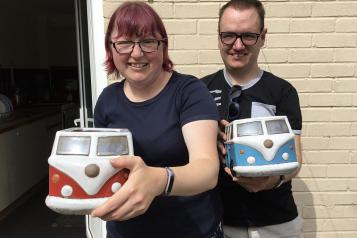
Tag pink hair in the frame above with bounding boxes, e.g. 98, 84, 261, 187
104, 1, 173, 75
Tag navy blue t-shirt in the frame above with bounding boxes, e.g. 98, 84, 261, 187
94, 71, 222, 238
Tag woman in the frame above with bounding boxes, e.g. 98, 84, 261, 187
92, 2, 223, 238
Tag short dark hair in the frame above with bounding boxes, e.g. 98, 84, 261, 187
104, 1, 173, 75
218, 0, 265, 32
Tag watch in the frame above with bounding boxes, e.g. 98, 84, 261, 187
274, 175, 285, 189
164, 167, 175, 196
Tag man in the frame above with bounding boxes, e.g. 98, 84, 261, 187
201, 0, 303, 237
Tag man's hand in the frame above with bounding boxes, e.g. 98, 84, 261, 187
232, 175, 281, 193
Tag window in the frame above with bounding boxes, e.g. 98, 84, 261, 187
97, 136, 129, 156
266, 119, 289, 135
237, 121, 263, 137
57, 136, 91, 155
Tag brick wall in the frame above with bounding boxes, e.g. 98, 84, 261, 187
103, 1, 357, 237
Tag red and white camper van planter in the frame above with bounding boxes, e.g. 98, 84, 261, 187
45, 128, 133, 215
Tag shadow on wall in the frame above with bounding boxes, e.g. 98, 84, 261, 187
292, 178, 316, 238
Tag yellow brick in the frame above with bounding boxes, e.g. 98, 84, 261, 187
298, 165, 328, 178
174, 65, 201, 78
265, 3, 311, 17
267, 64, 310, 78
290, 79, 332, 93
312, 2, 357, 17
174, 65, 221, 78
291, 19, 335, 33
305, 232, 357, 238
198, 20, 219, 35
169, 50, 198, 65
311, 64, 355, 78
350, 177, 357, 189
328, 137, 357, 150
301, 136, 331, 150
327, 165, 357, 178
295, 192, 357, 207
336, 18, 357, 33
304, 151, 350, 164
307, 218, 357, 232
333, 79, 357, 92
335, 49, 357, 63
103, 2, 119, 18
198, 50, 222, 64
308, 93, 353, 107
174, 35, 217, 50
352, 123, 357, 136
151, 3, 175, 19
298, 94, 309, 107
289, 49, 333, 63
259, 49, 288, 63
313, 34, 357, 48
331, 108, 357, 122
267, 34, 311, 48
265, 19, 290, 33
292, 179, 351, 192
164, 20, 197, 35
307, 122, 351, 136
303, 205, 357, 219
174, 3, 220, 18
301, 108, 331, 122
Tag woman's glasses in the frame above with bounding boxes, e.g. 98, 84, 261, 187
111, 39, 166, 54
228, 85, 242, 121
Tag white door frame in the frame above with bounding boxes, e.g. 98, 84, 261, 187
85, 0, 107, 237
87, 0, 107, 106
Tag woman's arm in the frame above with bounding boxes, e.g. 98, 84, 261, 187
91, 119, 219, 220
169, 119, 219, 195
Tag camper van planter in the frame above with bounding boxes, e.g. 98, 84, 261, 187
225, 116, 299, 177
45, 128, 133, 215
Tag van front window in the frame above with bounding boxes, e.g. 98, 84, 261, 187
97, 136, 129, 156
57, 136, 91, 155
266, 119, 289, 135
237, 121, 263, 137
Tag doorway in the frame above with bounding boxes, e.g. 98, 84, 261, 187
0, 0, 96, 125
0, 0, 94, 236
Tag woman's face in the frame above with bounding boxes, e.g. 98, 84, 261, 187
111, 33, 165, 85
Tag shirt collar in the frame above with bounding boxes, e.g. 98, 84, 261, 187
223, 68, 264, 90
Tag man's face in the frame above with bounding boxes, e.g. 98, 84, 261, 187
218, 6, 266, 73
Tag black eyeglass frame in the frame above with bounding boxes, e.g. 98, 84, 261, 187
219, 32, 261, 46
111, 39, 166, 54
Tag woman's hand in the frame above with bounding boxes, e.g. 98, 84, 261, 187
91, 156, 166, 221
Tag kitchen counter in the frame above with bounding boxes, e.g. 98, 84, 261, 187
0, 108, 65, 213
0, 103, 77, 133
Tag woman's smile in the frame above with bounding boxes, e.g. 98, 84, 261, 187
127, 62, 149, 69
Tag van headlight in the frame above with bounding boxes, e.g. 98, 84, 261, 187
61, 185, 73, 197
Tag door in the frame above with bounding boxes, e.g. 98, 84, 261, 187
74, 0, 92, 128
74, 0, 108, 237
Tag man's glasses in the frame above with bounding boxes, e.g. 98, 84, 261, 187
228, 85, 242, 121
111, 39, 166, 54
219, 32, 261, 46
